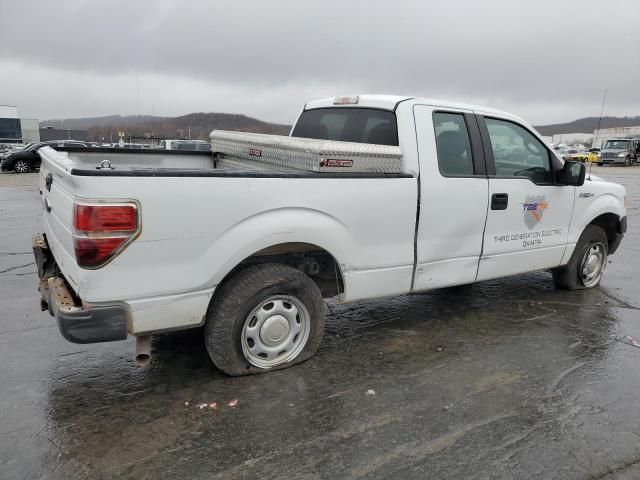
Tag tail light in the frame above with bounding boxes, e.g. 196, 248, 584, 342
72, 201, 140, 268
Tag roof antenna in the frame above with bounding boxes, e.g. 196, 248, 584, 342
590, 89, 607, 181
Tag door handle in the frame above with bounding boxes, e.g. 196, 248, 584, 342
491, 193, 508, 210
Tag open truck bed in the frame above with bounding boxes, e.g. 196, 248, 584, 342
52, 131, 403, 176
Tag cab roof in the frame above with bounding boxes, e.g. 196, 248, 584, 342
305, 94, 525, 123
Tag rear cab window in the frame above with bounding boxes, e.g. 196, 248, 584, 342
291, 108, 399, 146
433, 112, 475, 176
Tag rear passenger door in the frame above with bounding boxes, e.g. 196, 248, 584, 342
412, 106, 489, 291
475, 115, 575, 281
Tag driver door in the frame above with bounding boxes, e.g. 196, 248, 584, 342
476, 115, 575, 281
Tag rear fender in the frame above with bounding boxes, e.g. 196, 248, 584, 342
204, 207, 352, 289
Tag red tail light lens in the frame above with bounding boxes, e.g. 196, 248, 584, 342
74, 204, 137, 232
73, 237, 128, 268
72, 201, 140, 269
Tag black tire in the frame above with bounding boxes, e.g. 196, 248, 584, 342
597, 163, 603, 167
204, 263, 325, 376
624, 157, 631, 167
552, 224, 608, 290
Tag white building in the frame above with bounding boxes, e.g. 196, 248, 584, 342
20, 118, 40, 143
551, 132, 593, 146
0, 105, 40, 143
0, 105, 21, 143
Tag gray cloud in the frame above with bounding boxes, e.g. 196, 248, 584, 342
1, 0, 638, 125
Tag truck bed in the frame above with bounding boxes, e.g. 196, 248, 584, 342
37, 142, 417, 337
53, 131, 404, 176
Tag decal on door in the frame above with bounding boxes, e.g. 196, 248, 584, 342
522, 195, 549, 229
492, 194, 563, 249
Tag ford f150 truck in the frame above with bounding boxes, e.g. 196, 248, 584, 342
33, 95, 627, 376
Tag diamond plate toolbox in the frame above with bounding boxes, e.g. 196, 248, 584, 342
210, 130, 403, 174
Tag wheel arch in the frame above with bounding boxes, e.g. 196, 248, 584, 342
215, 242, 346, 300
587, 212, 624, 253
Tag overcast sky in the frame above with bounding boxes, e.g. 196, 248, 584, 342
1, 0, 638, 125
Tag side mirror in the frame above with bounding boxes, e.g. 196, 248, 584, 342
563, 161, 586, 186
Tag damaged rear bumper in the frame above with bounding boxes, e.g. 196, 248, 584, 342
33, 234, 128, 344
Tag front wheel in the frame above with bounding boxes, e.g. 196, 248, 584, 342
624, 157, 631, 167
204, 263, 325, 376
13, 160, 30, 173
552, 225, 608, 290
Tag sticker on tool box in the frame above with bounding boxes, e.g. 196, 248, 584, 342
319, 159, 353, 168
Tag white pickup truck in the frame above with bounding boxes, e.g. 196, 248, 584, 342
34, 95, 627, 376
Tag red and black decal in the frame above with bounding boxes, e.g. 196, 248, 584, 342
320, 159, 353, 168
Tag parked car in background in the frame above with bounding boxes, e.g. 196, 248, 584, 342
110, 143, 149, 149
0, 140, 89, 173
175, 140, 211, 151
1, 142, 46, 173
159, 139, 209, 150
561, 149, 578, 160
598, 139, 639, 166
567, 148, 600, 164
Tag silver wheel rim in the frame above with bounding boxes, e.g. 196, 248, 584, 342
241, 295, 311, 368
580, 242, 606, 287
14, 161, 29, 173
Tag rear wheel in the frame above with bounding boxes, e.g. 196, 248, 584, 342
552, 225, 608, 290
204, 263, 325, 376
13, 160, 30, 173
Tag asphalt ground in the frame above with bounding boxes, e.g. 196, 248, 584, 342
1, 165, 639, 479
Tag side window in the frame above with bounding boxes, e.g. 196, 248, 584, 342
485, 118, 552, 184
433, 112, 474, 176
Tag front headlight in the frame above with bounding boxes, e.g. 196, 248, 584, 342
617, 152, 627, 157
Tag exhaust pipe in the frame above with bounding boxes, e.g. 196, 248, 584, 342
135, 335, 151, 367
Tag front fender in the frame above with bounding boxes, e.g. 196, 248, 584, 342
569, 192, 626, 245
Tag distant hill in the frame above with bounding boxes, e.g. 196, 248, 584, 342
535, 116, 640, 136
41, 113, 291, 141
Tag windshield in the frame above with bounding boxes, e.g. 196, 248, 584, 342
292, 108, 399, 146
603, 140, 629, 150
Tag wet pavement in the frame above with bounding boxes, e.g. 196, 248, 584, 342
1, 167, 639, 479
